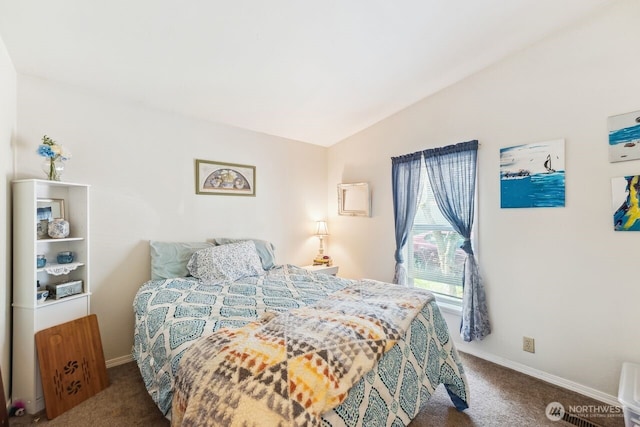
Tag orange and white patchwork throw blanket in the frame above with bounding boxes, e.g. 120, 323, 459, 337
171, 280, 434, 427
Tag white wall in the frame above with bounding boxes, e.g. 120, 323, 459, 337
328, 0, 640, 400
0, 32, 16, 402
6, 0, 639, 405
14, 76, 329, 361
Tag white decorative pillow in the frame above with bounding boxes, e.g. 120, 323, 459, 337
213, 238, 277, 270
186, 240, 265, 282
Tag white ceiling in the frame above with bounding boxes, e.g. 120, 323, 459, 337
0, 0, 611, 146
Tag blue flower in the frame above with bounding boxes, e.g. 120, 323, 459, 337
37, 145, 55, 158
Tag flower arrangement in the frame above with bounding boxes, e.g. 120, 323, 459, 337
37, 135, 71, 181
219, 169, 237, 183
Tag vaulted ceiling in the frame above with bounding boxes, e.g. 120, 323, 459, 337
0, 1, 611, 146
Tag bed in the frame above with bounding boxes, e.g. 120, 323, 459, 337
132, 239, 469, 426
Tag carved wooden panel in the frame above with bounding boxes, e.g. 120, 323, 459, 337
35, 314, 109, 419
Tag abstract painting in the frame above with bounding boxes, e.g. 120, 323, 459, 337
612, 175, 640, 231
500, 139, 565, 208
608, 110, 640, 163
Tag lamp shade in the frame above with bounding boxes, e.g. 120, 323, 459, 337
315, 221, 329, 236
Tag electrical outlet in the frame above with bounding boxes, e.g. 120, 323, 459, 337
523, 336, 535, 353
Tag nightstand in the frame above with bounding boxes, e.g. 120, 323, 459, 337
301, 264, 339, 276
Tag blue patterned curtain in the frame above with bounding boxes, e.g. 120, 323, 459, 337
423, 140, 490, 341
391, 151, 423, 285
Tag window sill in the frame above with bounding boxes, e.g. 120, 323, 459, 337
434, 296, 462, 316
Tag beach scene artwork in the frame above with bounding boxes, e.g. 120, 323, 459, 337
500, 139, 565, 208
612, 175, 640, 231
608, 110, 640, 163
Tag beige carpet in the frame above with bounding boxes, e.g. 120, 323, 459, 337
9, 352, 625, 427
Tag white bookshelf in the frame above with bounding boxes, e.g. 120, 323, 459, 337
12, 179, 91, 414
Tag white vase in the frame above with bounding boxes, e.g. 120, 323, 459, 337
48, 218, 70, 239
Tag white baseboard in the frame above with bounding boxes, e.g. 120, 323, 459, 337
459, 347, 620, 407
106, 354, 133, 369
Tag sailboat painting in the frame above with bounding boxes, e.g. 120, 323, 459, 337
500, 139, 565, 208
612, 175, 640, 231
608, 110, 640, 163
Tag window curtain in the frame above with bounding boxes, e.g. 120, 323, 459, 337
391, 151, 424, 285
423, 140, 491, 342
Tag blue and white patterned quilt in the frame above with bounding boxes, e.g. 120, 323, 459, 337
132, 265, 469, 426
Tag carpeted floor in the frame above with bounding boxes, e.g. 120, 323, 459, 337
8, 352, 625, 427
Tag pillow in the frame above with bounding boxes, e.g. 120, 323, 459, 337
187, 240, 265, 282
149, 241, 215, 280
213, 238, 277, 270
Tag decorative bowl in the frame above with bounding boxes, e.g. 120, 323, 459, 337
57, 251, 74, 264
36, 254, 47, 268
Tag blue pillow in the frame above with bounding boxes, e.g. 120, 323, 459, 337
150, 241, 215, 280
213, 238, 276, 270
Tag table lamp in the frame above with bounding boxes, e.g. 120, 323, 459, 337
313, 221, 332, 266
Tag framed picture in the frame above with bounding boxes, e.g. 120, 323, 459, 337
37, 198, 65, 220
337, 182, 371, 217
36, 198, 65, 239
608, 110, 640, 163
612, 175, 640, 231
195, 159, 256, 196
500, 139, 565, 208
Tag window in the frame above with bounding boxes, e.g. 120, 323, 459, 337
408, 164, 474, 302
393, 140, 488, 340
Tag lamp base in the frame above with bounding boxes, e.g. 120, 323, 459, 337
313, 254, 332, 266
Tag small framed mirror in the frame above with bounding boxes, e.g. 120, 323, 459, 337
37, 198, 65, 221
337, 183, 371, 217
